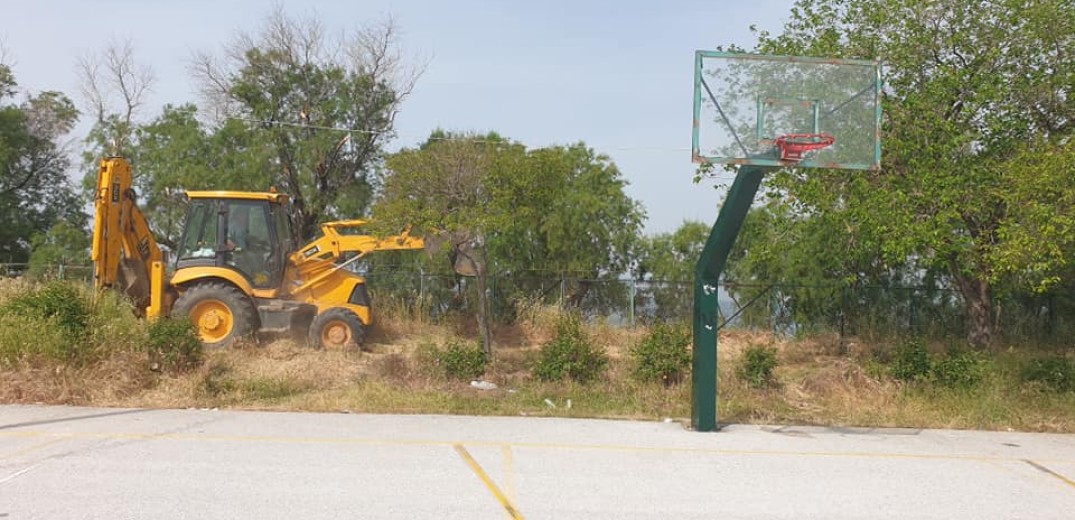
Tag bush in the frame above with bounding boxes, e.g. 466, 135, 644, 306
432, 340, 487, 381
736, 343, 778, 388
631, 322, 691, 385
533, 313, 608, 383
147, 317, 203, 373
0, 313, 68, 365
931, 347, 985, 389
0, 281, 93, 363
1022, 356, 1075, 392
890, 338, 932, 382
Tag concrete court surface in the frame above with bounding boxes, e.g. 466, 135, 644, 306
1, 405, 1073, 519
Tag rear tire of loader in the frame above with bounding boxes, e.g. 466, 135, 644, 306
173, 282, 258, 348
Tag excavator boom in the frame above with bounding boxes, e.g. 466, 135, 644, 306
91, 157, 166, 317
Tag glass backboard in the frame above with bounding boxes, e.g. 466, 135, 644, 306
692, 51, 882, 170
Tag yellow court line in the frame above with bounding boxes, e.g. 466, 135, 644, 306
453, 444, 524, 520
2, 429, 1074, 466
501, 444, 516, 503
1024, 460, 1075, 490
0, 437, 68, 461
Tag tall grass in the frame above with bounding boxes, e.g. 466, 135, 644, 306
2, 280, 1073, 432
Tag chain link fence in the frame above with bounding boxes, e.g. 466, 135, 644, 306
7, 263, 1072, 344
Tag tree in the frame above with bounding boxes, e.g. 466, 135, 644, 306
720, 0, 1075, 346
375, 133, 525, 357
192, 8, 421, 239
78, 39, 155, 161
28, 221, 91, 277
124, 104, 275, 248
488, 143, 645, 311
0, 59, 84, 263
374, 132, 645, 356
633, 221, 709, 323
635, 221, 709, 282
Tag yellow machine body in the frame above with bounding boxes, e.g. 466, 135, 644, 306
91, 157, 425, 348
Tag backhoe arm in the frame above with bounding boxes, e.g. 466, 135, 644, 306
289, 220, 425, 293
91, 157, 166, 318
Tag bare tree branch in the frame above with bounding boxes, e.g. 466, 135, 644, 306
77, 39, 155, 152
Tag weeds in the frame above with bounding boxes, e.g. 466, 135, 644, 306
433, 340, 487, 381
931, 347, 985, 389
533, 313, 608, 383
147, 318, 203, 373
0, 281, 93, 363
890, 337, 931, 382
1022, 356, 1075, 392
736, 343, 778, 388
630, 322, 690, 385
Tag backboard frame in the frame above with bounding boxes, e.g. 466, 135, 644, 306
692, 50, 883, 170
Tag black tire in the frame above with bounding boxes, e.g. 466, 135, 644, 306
173, 281, 258, 348
309, 308, 365, 350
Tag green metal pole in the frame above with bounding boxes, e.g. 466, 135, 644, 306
692, 164, 770, 432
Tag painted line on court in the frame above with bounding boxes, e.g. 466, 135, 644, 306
2, 429, 1073, 465
1024, 460, 1075, 490
0, 437, 68, 461
0, 463, 41, 485
501, 444, 516, 503
453, 444, 525, 520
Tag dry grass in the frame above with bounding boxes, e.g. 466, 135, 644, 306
1, 295, 1073, 432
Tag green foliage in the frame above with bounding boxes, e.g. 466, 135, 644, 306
716, 0, 1075, 347
105, 104, 275, 247
0, 313, 68, 366
3, 281, 90, 342
636, 221, 709, 282
375, 132, 645, 352
194, 10, 405, 239
889, 338, 932, 382
1022, 357, 1075, 393
28, 222, 91, 277
0, 64, 84, 263
533, 313, 608, 383
146, 318, 203, 373
431, 339, 488, 381
0, 282, 92, 363
931, 347, 986, 389
736, 344, 779, 388
630, 322, 691, 385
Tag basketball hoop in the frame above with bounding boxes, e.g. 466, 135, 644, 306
774, 133, 836, 162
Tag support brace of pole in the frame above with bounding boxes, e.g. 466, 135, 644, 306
692, 164, 773, 432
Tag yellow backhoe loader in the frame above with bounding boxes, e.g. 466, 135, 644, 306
91, 156, 424, 349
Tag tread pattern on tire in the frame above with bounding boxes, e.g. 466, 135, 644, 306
309, 307, 365, 349
173, 281, 258, 348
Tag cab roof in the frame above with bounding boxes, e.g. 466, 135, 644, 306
185, 190, 289, 203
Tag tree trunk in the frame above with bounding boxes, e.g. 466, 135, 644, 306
952, 272, 995, 347
473, 245, 494, 360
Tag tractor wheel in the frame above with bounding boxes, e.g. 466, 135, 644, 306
309, 308, 365, 350
173, 282, 258, 348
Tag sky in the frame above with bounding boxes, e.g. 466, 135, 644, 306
2, 0, 793, 234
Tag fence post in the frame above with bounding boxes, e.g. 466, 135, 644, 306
559, 274, 565, 309
1048, 293, 1056, 339
911, 287, 920, 333
491, 274, 497, 321
771, 285, 779, 336
419, 272, 425, 310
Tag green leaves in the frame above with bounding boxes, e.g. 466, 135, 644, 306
0, 66, 84, 263
729, 0, 1075, 345
375, 134, 644, 279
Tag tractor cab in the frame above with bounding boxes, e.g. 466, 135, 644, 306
174, 191, 295, 290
